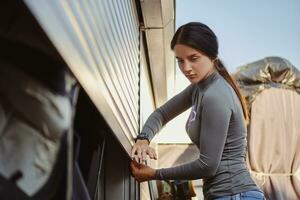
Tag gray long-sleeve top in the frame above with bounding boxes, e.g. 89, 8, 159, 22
139, 71, 260, 199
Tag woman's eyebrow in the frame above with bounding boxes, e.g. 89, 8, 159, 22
187, 53, 199, 58
176, 53, 199, 59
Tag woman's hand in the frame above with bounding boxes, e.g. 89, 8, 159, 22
130, 160, 156, 182
131, 139, 157, 163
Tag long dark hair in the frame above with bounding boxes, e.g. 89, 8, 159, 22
171, 22, 249, 123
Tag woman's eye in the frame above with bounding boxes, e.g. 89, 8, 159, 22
190, 57, 199, 62
177, 59, 183, 63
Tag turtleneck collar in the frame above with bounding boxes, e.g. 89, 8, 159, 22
196, 69, 220, 89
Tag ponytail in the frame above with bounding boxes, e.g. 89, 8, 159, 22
214, 59, 249, 124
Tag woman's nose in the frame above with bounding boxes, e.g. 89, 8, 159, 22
181, 61, 192, 73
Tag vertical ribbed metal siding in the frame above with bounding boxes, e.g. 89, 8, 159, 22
25, 0, 140, 139
90, 0, 140, 136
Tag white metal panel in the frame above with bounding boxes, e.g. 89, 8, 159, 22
24, 0, 141, 155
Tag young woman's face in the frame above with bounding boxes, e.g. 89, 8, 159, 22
174, 44, 215, 84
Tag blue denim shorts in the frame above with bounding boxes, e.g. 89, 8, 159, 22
214, 190, 265, 200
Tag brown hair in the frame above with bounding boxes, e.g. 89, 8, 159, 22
171, 22, 249, 123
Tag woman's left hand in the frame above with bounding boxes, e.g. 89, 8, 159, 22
130, 160, 156, 182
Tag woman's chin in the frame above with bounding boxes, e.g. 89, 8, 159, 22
188, 78, 199, 84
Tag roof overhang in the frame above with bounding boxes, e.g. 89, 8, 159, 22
140, 0, 176, 107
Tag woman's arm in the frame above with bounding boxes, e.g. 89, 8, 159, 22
138, 84, 194, 142
155, 92, 232, 180
131, 84, 194, 163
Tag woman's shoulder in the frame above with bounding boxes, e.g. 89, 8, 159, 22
202, 79, 235, 108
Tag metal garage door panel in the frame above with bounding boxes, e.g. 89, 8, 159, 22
24, 0, 140, 154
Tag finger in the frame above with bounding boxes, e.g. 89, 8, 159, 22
134, 155, 139, 163
137, 177, 145, 183
137, 148, 142, 161
130, 162, 135, 171
142, 149, 147, 162
132, 160, 140, 168
148, 151, 155, 159
131, 160, 137, 168
153, 151, 158, 160
148, 149, 157, 160
130, 162, 138, 174
131, 146, 137, 159
147, 148, 154, 159
150, 148, 158, 160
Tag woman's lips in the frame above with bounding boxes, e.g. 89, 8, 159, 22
186, 74, 197, 79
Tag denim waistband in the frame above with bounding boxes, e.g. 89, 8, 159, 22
213, 190, 265, 200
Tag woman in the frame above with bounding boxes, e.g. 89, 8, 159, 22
131, 22, 265, 200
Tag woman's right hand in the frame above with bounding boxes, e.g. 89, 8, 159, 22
131, 139, 157, 163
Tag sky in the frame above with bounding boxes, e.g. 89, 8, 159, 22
155, 0, 300, 143
175, 0, 300, 73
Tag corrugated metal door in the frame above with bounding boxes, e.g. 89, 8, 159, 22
24, 0, 141, 154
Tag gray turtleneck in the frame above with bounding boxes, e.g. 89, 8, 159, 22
138, 71, 261, 199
